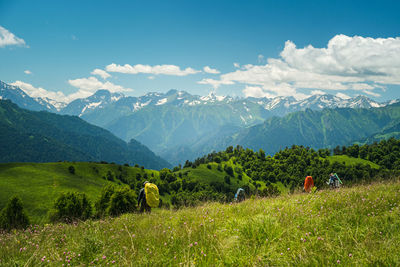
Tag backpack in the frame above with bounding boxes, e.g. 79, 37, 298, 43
144, 183, 159, 208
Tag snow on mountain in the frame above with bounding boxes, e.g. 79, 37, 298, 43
0, 80, 57, 111
60, 89, 124, 116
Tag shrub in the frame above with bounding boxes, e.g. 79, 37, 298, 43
106, 187, 137, 216
0, 196, 30, 230
50, 192, 92, 223
95, 185, 115, 217
95, 185, 137, 217
68, 165, 75, 174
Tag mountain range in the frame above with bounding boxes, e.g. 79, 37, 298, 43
1, 80, 400, 165
0, 99, 171, 169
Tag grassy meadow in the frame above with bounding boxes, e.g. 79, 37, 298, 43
1, 180, 399, 266
0, 162, 158, 224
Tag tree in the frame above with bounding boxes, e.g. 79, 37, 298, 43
0, 196, 30, 230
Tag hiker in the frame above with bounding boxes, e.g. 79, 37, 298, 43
234, 188, 245, 202
328, 173, 337, 188
304, 176, 314, 193
138, 181, 160, 213
328, 173, 342, 189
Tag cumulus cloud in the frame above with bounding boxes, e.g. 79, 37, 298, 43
106, 63, 200, 76
91, 69, 111, 79
24, 70, 32, 75
11, 76, 132, 104
243, 86, 275, 98
0, 26, 27, 48
199, 35, 400, 99
68, 76, 132, 93
203, 66, 220, 74
11, 81, 67, 102
233, 62, 240, 68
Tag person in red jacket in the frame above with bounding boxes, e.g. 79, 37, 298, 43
304, 176, 314, 193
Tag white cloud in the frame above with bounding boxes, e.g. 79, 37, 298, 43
148, 76, 155, 80
91, 69, 111, 79
233, 62, 240, 68
362, 90, 381, 97
336, 92, 351, 99
10, 76, 132, 104
24, 70, 32, 75
0, 26, 26, 48
203, 66, 220, 74
11, 81, 67, 102
243, 86, 275, 98
257, 54, 265, 63
199, 35, 400, 99
197, 78, 234, 88
311, 90, 326, 95
68, 76, 132, 95
106, 63, 200, 76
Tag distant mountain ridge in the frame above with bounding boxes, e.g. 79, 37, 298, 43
2, 79, 400, 165
0, 99, 171, 169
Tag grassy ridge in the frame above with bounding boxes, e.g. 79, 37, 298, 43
327, 155, 380, 169
1, 180, 399, 266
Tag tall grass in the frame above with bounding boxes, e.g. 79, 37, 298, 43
1, 180, 399, 266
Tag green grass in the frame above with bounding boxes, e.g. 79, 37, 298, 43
0, 162, 157, 224
1, 180, 399, 266
327, 155, 380, 169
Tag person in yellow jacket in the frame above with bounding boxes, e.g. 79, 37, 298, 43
138, 181, 151, 213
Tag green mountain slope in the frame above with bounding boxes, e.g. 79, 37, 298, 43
0, 100, 171, 170
104, 101, 270, 154
230, 103, 400, 155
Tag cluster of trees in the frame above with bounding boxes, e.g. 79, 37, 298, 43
49, 185, 139, 223
334, 138, 400, 170
186, 144, 382, 191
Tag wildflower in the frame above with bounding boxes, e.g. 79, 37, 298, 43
189, 243, 193, 247
287, 248, 290, 251
132, 234, 135, 238
112, 260, 116, 264
348, 253, 352, 257
194, 242, 198, 246
337, 259, 340, 264
280, 253, 283, 255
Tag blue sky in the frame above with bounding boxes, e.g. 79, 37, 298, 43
0, 0, 400, 102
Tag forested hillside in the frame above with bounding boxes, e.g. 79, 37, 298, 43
227, 103, 400, 157
0, 100, 171, 170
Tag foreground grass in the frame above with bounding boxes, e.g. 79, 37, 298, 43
1, 181, 399, 266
